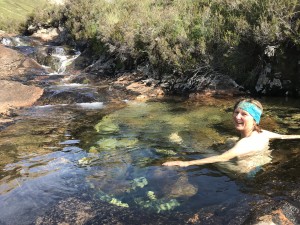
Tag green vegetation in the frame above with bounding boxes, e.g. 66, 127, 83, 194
0, 0, 47, 32
17, 0, 300, 86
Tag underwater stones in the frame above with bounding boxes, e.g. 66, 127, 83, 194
95, 138, 138, 151
147, 191, 157, 200
162, 114, 190, 127
96, 190, 129, 208
91, 176, 181, 213
134, 196, 180, 213
89, 146, 98, 154
290, 113, 300, 120
155, 199, 180, 213
78, 157, 96, 166
130, 177, 148, 190
116, 138, 139, 149
94, 116, 119, 133
35, 197, 97, 225
89, 176, 182, 212
154, 148, 177, 156
207, 115, 222, 123
260, 115, 281, 132
109, 198, 129, 208
86, 166, 131, 195
281, 113, 300, 130
97, 138, 118, 149
169, 132, 183, 144
164, 176, 198, 198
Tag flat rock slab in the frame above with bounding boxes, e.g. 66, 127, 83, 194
0, 44, 46, 79
0, 80, 43, 115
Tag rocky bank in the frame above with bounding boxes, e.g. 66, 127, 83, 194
0, 44, 45, 126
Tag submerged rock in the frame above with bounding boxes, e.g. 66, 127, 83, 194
36, 197, 189, 224
164, 175, 198, 198
130, 177, 148, 190
134, 196, 181, 213
94, 116, 120, 133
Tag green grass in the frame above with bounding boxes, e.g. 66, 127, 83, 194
0, 0, 47, 32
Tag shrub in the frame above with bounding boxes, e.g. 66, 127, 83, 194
25, 0, 300, 83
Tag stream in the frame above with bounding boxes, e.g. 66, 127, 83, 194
0, 36, 300, 224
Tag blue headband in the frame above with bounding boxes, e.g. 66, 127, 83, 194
237, 102, 262, 124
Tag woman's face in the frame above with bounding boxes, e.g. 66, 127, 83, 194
233, 107, 255, 133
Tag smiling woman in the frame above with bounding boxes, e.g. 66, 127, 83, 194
163, 98, 300, 169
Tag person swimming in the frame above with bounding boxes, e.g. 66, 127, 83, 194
162, 98, 300, 172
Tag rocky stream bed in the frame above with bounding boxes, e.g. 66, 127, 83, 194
0, 32, 300, 225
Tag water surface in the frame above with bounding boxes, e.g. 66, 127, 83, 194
0, 96, 299, 224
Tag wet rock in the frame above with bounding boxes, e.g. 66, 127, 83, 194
85, 57, 116, 75
254, 45, 300, 97
36, 197, 189, 225
35, 197, 97, 225
244, 200, 299, 225
164, 175, 198, 198
114, 73, 165, 101
40, 89, 98, 105
186, 197, 253, 225
0, 44, 47, 80
160, 70, 245, 97
0, 80, 43, 115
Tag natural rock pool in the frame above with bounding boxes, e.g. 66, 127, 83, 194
0, 95, 299, 224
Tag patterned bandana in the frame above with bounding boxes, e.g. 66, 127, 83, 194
237, 102, 262, 124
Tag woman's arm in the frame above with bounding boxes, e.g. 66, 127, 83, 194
163, 137, 257, 167
162, 151, 236, 167
262, 130, 300, 140
277, 135, 300, 139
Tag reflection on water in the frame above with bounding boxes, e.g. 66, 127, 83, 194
0, 97, 299, 224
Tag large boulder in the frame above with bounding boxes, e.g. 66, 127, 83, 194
0, 44, 46, 80
0, 80, 43, 115
0, 44, 44, 119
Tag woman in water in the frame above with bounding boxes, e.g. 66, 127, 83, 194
163, 98, 300, 168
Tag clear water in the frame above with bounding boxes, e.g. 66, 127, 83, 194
0, 97, 299, 224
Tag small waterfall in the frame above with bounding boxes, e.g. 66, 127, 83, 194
48, 46, 81, 74
1, 36, 33, 46
1, 36, 80, 75
1, 35, 106, 108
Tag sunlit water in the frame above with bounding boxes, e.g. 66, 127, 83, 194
0, 96, 299, 224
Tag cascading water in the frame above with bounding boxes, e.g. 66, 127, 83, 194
1, 36, 80, 75
46, 46, 81, 75
1, 36, 33, 47
0, 35, 106, 109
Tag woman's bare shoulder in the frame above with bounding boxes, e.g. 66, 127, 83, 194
229, 133, 269, 156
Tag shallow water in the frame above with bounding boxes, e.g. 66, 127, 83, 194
0, 96, 299, 224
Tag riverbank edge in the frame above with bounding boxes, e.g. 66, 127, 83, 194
0, 31, 248, 131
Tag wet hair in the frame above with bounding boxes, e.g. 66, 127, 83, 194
233, 98, 263, 133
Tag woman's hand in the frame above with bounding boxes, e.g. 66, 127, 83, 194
162, 161, 190, 167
